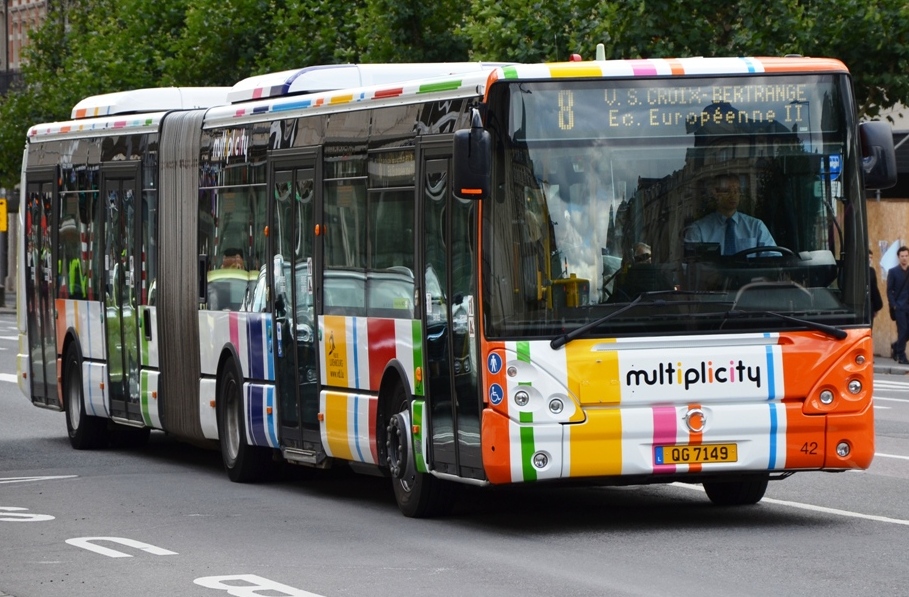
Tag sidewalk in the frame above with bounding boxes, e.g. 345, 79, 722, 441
873, 354, 909, 376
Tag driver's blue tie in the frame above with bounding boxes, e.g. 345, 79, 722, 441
724, 217, 736, 255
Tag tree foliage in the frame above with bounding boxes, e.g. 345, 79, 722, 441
0, 0, 906, 189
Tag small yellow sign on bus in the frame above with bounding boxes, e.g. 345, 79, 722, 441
654, 443, 738, 465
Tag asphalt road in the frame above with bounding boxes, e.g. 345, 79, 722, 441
2, 312, 909, 597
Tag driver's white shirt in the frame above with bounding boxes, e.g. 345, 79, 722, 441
684, 211, 776, 255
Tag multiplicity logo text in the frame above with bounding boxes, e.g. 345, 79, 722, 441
626, 360, 762, 391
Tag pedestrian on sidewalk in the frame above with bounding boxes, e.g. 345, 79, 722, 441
887, 245, 909, 364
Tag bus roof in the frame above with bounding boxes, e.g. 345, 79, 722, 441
28, 87, 231, 140
205, 68, 497, 128
226, 62, 510, 103
487, 56, 849, 82
28, 57, 850, 139
71, 87, 231, 119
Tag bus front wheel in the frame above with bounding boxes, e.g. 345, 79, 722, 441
218, 359, 273, 483
703, 474, 769, 506
64, 344, 108, 450
385, 383, 456, 518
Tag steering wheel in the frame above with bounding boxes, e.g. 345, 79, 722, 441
731, 246, 795, 260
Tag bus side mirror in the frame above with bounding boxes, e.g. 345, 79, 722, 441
860, 120, 897, 190
452, 108, 490, 200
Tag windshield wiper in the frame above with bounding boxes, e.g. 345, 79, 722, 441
724, 309, 847, 340
549, 290, 725, 350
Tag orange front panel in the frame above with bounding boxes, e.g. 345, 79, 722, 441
481, 408, 514, 484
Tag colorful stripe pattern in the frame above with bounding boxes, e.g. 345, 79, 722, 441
320, 390, 379, 464
245, 383, 279, 448
206, 72, 491, 127
317, 315, 422, 464
199, 311, 274, 382
55, 299, 106, 361
480, 330, 873, 484
498, 57, 847, 82
29, 114, 162, 140
318, 316, 422, 396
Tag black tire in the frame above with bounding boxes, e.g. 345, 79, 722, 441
109, 425, 151, 449
218, 359, 273, 483
386, 383, 457, 518
64, 344, 109, 450
704, 474, 769, 506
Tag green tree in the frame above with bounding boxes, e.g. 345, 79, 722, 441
462, 0, 610, 63
358, 0, 468, 62
168, 0, 276, 86
257, 0, 363, 71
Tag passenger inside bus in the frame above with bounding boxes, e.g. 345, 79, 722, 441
221, 248, 245, 270
610, 242, 675, 302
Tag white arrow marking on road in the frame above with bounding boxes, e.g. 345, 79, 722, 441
0, 373, 17, 383
66, 537, 178, 558
0, 475, 78, 484
0, 507, 55, 522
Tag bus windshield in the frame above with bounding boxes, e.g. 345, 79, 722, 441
483, 74, 866, 339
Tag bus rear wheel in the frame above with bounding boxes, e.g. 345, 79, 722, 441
218, 359, 273, 483
386, 383, 456, 518
64, 344, 108, 450
703, 474, 769, 506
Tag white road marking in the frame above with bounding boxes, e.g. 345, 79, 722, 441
672, 482, 909, 526
0, 475, 77, 484
0, 373, 18, 383
874, 395, 909, 404
0, 507, 54, 522
66, 537, 178, 558
874, 452, 909, 461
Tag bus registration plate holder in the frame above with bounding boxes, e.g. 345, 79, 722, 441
654, 443, 738, 465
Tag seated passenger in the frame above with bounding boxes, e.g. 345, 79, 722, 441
611, 242, 673, 301
684, 174, 776, 256
221, 248, 245, 270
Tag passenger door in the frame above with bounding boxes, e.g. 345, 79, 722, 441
419, 140, 482, 478
101, 164, 142, 421
270, 152, 321, 452
23, 171, 57, 408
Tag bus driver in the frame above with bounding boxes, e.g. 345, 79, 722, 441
684, 173, 776, 256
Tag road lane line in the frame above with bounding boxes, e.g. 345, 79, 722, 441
672, 482, 909, 526
874, 452, 909, 461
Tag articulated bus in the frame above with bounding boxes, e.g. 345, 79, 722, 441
18, 57, 896, 517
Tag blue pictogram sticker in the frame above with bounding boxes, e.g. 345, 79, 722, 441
822, 154, 842, 181
487, 353, 502, 375
489, 383, 504, 405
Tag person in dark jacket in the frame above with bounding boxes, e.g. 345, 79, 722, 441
886, 246, 909, 364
